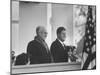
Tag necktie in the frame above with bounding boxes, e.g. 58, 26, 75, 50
63, 43, 66, 50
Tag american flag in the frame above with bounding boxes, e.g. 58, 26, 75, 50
82, 6, 96, 70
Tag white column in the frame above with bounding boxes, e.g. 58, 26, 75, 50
46, 3, 52, 49
12, 0, 19, 56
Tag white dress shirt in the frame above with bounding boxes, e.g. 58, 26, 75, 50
57, 39, 65, 49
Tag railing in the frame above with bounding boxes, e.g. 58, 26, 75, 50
12, 62, 81, 74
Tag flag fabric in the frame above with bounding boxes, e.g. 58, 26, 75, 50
82, 6, 96, 70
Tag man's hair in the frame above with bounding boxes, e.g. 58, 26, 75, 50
36, 26, 40, 35
36, 26, 44, 35
56, 27, 66, 35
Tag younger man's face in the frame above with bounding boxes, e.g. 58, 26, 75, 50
59, 30, 66, 42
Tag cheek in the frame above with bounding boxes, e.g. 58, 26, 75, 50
45, 34, 47, 37
62, 34, 66, 38
60, 35, 64, 39
44, 34, 47, 38
63, 36, 66, 39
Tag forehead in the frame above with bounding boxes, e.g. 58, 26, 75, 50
61, 30, 66, 33
39, 27, 47, 32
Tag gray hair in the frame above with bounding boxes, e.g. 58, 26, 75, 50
36, 26, 45, 35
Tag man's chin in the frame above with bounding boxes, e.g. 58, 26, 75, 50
43, 38, 46, 40
62, 41, 65, 42
61, 40, 65, 42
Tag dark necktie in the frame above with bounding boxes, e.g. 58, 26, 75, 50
63, 43, 66, 50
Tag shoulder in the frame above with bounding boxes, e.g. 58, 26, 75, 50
29, 40, 44, 48
50, 40, 60, 52
51, 39, 59, 47
27, 40, 40, 52
27, 40, 38, 46
29, 39, 39, 44
28, 40, 34, 45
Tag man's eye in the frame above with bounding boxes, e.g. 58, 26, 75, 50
45, 33, 47, 34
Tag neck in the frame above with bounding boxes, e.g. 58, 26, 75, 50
57, 38, 64, 42
35, 36, 44, 42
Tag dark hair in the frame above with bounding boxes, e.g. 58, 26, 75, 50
57, 27, 66, 35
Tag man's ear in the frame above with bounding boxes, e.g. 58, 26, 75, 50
57, 33, 60, 37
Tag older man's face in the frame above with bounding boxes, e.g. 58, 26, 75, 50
38, 27, 48, 40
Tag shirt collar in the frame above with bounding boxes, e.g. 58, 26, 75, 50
57, 38, 64, 46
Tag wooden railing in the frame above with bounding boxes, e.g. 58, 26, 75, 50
12, 62, 81, 74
